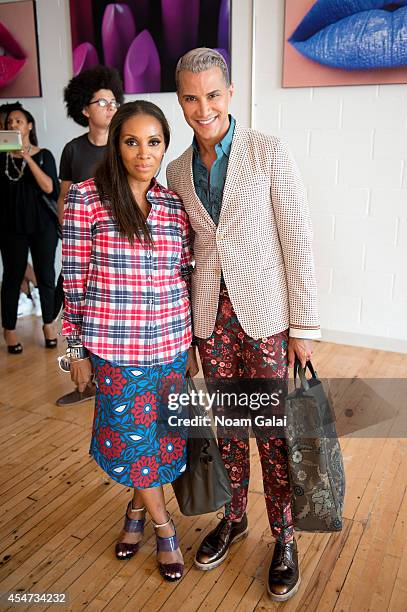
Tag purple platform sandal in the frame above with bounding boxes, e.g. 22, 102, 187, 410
115, 502, 145, 560
154, 515, 184, 582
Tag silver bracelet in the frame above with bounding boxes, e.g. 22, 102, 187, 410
57, 354, 90, 373
57, 355, 71, 372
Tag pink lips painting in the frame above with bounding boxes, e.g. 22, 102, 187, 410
0, 0, 42, 98
69, 0, 232, 94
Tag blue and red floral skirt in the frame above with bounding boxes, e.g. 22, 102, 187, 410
90, 351, 188, 489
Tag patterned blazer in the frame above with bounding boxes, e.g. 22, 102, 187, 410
167, 122, 321, 341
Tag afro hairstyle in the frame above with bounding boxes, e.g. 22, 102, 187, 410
63, 65, 124, 127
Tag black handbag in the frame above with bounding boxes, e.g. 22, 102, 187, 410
38, 151, 62, 238
285, 360, 345, 532
172, 378, 232, 516
41, 193, 62, 238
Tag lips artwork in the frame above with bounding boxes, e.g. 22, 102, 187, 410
284, 0, 407, 87
0, 22, 27, 89
0, 0, 42, 98
69, 0, 231, 94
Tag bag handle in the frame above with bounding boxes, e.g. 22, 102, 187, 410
186, 375, 198, 394
294, 358, 317, 391
186, 376, 216, 460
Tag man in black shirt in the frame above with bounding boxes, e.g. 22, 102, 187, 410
56, 66, 123, 407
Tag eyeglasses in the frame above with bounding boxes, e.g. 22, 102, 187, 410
88, 98, 120, 109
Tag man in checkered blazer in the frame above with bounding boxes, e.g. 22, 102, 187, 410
167, 48, 321, 603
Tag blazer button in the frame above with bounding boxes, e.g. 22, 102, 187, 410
217, 234, 225, 240
214, 267, 221, 274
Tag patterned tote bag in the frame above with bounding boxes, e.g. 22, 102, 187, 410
285, 360, 345, 532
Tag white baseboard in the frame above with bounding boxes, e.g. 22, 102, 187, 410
320, 329, 407, 355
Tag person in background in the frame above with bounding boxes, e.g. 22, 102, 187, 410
62, 100, 197, 581
167, 48, 320, 602
17, 264, 42, 318
0, 106, 60, 353
0, 101, 21, 129
55, 65, 124, 406
0, 102, 42, 319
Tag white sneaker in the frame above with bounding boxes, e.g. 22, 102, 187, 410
17, 292, 33, 318
31, 286, 42, 317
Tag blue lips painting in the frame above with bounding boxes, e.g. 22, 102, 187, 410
284, 0, 407, 87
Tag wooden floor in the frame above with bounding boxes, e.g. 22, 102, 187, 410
1, 317, 407, 611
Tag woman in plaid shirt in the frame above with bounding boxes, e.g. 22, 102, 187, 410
62, 101, 199, 581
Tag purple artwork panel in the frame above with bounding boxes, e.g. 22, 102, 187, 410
68, 0, 232, 93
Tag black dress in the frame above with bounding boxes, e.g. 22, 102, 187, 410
0, 149, 60, 329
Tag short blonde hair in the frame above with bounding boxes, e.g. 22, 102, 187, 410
175, 47, 230, 91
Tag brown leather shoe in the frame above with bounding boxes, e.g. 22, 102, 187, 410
55, 383, 96, 407
267, 538, 300, 602
194, 514, 248, 571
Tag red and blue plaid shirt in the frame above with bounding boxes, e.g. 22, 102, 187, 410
62, 178, 192, 366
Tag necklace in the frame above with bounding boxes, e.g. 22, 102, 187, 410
4, 145, 32, 182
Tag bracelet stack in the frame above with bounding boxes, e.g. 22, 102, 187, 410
57, 343, 89, 373
67, 344, 89, 360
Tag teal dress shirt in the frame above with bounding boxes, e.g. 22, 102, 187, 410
192, 116, 236, 226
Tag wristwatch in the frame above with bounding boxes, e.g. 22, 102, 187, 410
67, 345, 89, 360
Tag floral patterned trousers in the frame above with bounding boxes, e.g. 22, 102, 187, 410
197, 288, 294, 544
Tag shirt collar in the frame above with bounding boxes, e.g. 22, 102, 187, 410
146, 176, 162, 199
192, 115, 236, 160
148, 176, 158, 191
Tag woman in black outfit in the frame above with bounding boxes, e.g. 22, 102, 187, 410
0, 106, 60, 353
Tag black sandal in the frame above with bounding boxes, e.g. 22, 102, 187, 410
154, 515, 184, 582
115, 502, 145, 560
43, 325, 57, 349
44, 338, 57, 349
7, 343, 23, 354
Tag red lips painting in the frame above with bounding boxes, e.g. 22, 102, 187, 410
0, 0, 42, 98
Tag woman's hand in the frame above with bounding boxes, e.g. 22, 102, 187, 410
186, 346, 199, 377
287, 338, 313, 369
70, 358, 93, 392
16, 148, 34, 162
17, 149, 54, 194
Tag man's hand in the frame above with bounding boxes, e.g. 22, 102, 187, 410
287, 338, 313, 369
186, 346, 199, 377
70, 358, 93, 392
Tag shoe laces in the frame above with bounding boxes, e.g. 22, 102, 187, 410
273, 540, 295, 569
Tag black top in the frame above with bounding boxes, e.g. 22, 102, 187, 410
59, 134, 106, 183
0, 148, 59, 234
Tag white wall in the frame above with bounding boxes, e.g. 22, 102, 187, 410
3, 0, 406, 353
253, 0, 407, 353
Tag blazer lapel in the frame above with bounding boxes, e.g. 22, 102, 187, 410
219, 123, 249, 224
183, 146, 216, 230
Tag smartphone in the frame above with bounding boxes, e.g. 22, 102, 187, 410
0, 130, 23, 152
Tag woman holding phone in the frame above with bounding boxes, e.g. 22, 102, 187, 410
62, 100, 198, 581
0, 106, 60, 353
